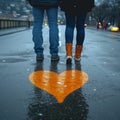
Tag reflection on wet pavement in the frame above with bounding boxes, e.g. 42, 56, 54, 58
29, 61, 88, 103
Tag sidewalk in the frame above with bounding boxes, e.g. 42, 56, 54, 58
0, 27, 30, 36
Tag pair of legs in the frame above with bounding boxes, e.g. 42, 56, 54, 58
65, 12, 86, 63
32, 7, 59, 60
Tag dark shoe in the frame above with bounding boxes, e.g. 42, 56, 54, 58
36, 55, 44, 61
51, 55, 60, 61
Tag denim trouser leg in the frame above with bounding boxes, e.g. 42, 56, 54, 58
65, 13, 75, 44
65, 13, 86, 45
32, 7, 44, 55
76, 14, 86, 45
46, 8, 59, 55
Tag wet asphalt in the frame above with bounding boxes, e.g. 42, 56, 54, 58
0, 26, 120, 120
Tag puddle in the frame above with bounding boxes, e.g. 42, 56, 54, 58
0, 58, 27, 63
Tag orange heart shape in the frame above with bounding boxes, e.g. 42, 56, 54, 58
29, 70, 88, 103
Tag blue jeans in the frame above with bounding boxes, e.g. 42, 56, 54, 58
65, 13, 86, 45
32, 7, 59, 56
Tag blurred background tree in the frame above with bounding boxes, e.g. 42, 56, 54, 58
90, 0, 120, 26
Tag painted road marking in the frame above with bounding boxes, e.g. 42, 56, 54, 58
29, 70, 88, 103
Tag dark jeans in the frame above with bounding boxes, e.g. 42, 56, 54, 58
32, 7, 59, 56
65, 12, 86, 45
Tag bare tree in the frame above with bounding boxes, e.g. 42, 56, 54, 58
91, 0, 120, 25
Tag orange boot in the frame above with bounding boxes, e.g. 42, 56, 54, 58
66, 43, 72, 63
74, 45, 83, 61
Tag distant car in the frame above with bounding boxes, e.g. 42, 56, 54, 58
108, 25, 119, 32
96, 22, 102, 29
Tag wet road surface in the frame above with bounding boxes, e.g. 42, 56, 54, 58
0, 26, 120, 120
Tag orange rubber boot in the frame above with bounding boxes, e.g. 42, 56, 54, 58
74, 45, 83, 61
66, 43, 72, 63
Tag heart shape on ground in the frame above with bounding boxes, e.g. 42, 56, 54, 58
29, 70, 88, 103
